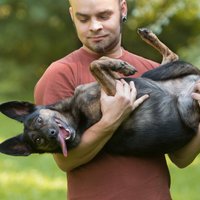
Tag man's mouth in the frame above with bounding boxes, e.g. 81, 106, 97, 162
88, 35, 108, 41
55, 118, 74, 157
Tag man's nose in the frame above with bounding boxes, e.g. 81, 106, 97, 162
89, 19, 103, 32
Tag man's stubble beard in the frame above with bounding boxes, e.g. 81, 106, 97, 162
88, 15, 123, 54
86, 33, 121, 54
76, 15, 123, 54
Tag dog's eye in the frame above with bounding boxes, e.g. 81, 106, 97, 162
36, 117, 43, 125
35, 137, 45, 146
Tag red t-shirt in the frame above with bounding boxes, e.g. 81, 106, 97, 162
34, 47, 171, 200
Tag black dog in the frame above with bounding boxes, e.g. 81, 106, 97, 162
0, 28, 200, 157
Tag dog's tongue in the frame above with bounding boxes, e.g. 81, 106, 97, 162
58, 129, 69, 157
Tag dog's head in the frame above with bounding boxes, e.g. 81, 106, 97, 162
0, 101, 79, 157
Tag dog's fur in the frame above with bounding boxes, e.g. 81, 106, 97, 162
1, 28, 200, 157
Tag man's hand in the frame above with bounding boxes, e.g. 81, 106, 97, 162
100, 79, 149, 128
192, 80, 200, 105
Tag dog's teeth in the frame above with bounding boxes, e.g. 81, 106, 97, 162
56, 121, 62, 127
65, 136, 71, 140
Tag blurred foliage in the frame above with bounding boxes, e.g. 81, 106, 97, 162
0, 0, 78, 100
124, 0, 200, 63
1, 0, 200, 100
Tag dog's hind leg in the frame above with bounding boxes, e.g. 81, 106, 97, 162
90, 57, 137, 96
138, 28, 200, 80
137, 28, 179, 64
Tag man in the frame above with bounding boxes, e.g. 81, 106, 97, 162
34, 0, 200, 199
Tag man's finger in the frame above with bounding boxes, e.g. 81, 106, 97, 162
192, 93, 200, 101
193, 82, 200, 93
132, 94, 149, 110
115, 80, 124, 95
129, 81, 137, 101
100, 88, 108, 99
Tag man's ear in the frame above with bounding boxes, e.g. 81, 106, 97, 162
120, 0, 128, 17
0, 101, 36, 123
69, 6, 74, 22
0, 134, 34, 156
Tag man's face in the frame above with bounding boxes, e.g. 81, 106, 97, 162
69, 0, 126, 54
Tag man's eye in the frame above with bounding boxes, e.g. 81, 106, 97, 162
97, 12, 112, 20
99, 14, 110, 20
78, 17, 89, 23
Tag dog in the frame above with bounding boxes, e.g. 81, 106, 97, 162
0, 28, 200, 157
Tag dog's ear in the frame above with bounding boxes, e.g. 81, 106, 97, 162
0, 101, 36, 122
0, 134, 33, 156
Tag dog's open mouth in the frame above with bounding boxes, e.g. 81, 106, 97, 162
55, 118, 73, 157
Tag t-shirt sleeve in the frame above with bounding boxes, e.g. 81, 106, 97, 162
34, 62, 76, 105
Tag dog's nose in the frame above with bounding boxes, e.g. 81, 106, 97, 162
49, 128, 57, 137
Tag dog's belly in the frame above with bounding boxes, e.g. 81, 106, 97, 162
104, 77, 196, 156
157, 74, 199, 96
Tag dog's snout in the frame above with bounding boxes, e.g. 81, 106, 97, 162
49, 128, 57, 137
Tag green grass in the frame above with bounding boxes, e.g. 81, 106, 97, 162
0, 155, 66, 200
0, 114, 200, 200
168, 156, 200, 200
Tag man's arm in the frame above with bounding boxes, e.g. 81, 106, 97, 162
53, 80, 149, 172
168, 128, 200, 168
169, 81, 200, 168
